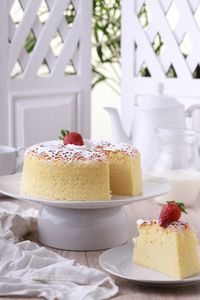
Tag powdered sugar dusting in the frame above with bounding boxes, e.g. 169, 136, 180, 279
136, 219, 190, 231
136, 219, 145, 225
168, 221, 190, 231
25, 139, 140, 163
93, 139, 113, 148
25, 140, 107, 163
136, 219, 158, 226
94, 141, 139, 157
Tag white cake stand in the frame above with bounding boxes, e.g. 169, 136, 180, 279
0, 173, 170, 251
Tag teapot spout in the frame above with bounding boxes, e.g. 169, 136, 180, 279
104, 107, 131, 143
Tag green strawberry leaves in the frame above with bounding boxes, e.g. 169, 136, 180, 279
59, 129, 70, 140
167, 201, 187, 214
176, 202, 187, 214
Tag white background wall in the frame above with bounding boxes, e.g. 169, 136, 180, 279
91, 82, 120, 140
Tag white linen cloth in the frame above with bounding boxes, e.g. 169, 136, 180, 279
0, 201, 118, 300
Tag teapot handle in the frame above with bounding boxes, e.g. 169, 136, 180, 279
186, 104, 200, 132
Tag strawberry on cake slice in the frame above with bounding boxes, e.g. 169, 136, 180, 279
133, 201, 200, 279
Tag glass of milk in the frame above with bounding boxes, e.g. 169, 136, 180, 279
151, 128, 200, 207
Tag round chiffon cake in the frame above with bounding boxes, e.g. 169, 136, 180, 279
21, 140, 142, 201
21, 141, 111, 200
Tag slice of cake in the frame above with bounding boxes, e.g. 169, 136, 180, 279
21, 141, 111, 201
133, 201, 200, 279
95, 142, 142, 196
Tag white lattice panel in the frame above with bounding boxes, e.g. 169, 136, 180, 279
121, 0, 200, 133
0, 0, 92, 147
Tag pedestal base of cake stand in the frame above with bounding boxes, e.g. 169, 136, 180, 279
37, 205, 129, 251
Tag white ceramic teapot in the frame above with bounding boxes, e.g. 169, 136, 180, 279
104, 83, 200, 172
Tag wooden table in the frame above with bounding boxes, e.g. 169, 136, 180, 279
1, 197, 200, 300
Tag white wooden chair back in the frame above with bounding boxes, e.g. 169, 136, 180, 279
121, 0, 200, 133
0, 0, 92, 147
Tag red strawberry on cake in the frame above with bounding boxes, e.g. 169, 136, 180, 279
158, 201, 187, 227
59, 129, 84, 146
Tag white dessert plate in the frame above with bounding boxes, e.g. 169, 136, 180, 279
99, 242, 200, 287
0, 173, 171, 209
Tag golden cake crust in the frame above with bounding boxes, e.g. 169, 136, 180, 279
25, 141, 107, 163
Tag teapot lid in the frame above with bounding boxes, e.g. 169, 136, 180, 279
137, 82, 181, 109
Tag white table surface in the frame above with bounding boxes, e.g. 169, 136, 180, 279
0, 196, 200, 300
